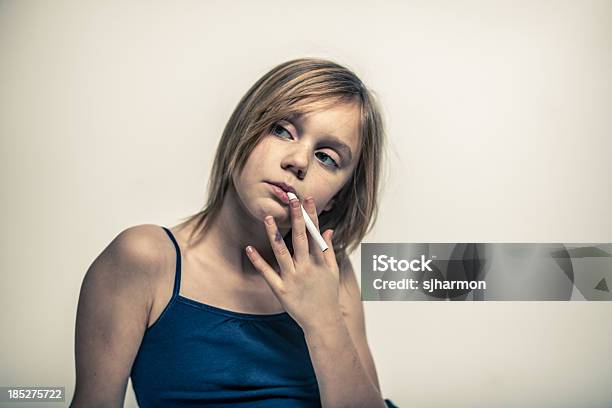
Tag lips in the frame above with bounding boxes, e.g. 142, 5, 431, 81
267, 182, 299, 204
268, 181, 297, 195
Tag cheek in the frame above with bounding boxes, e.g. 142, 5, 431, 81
312, 186, 338, 212
314, 174, 352, 210
237, 144, 266, 184
245, 138, 275, 173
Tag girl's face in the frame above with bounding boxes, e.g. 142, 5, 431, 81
233, 100, 362, 228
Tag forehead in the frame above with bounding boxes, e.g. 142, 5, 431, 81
289, 100, 362, 163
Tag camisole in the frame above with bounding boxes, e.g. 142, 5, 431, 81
130, 226, 321, 407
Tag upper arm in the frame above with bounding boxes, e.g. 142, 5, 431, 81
338, 258, 382, 393
71, 225, 167, 407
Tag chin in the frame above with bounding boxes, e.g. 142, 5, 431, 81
253, 198, 290, 221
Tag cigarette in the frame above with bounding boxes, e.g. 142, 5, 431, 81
286, 192, 329, 252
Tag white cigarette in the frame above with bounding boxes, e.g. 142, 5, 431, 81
286, 192, 329, 252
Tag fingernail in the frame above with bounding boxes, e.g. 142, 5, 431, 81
265, 215, 274, 225
290, 199, 300, 208
246, 246, 254, 254
306, 196, 314, 204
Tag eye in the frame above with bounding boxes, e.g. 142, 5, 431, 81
272, 122, 340, 169
316, 152, 339, 168
271, 124, 292, 139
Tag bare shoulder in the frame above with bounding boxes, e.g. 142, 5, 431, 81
71, 224, 175, 406
83, 224, 174, 306
107, 224, 172, 270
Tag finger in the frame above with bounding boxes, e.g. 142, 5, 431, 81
245, 246, 284, 292
322, 229, 338, 272
303, 196, 325, 263
289, 197, 309, 263
303, 196, 320, 229
263, 215, 295, 274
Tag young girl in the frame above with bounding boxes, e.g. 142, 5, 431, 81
71, 58, 394, 407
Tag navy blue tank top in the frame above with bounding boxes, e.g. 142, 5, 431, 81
130, 226, 321, 407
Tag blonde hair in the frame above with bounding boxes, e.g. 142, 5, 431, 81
181, 58, 386, 270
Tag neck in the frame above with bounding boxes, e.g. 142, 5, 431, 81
180, 186, 291, 280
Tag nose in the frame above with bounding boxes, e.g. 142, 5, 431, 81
280, 144, 310, 179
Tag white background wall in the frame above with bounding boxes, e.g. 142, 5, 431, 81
1, 1, 611, 406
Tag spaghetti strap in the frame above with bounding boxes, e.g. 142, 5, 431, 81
131, 227, 321, 407
161, 226, 182, 299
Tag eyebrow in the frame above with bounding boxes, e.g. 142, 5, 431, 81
284, 116, 354, 163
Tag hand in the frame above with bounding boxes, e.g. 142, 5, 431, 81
245, 196, 342, 333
